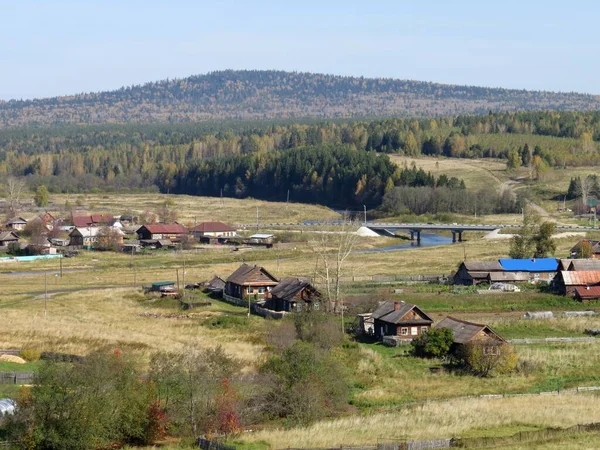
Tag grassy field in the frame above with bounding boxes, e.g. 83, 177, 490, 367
35, 193, 340, 226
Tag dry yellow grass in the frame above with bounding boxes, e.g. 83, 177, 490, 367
0, 288, 265, 363
242, 394, 600, 448
47, 193, 338, 225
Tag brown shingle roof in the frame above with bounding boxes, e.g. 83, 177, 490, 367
191, 222, 236, 233
226, 263, 279, 286
371, 301, 433, 325
435, 316, 506, 344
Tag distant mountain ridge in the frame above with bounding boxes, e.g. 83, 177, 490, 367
1, 70, 600, 127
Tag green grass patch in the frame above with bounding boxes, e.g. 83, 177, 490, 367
0, 361, 39, 373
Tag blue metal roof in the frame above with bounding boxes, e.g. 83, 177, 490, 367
499, 258, 558, 272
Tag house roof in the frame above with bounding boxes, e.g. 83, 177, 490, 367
371, 301, 433, 325
206, 276, 226, 292
574, 286, 600, 299
461, 261, 503, 272
191, 222, 236, 233
559, 271, 600, 286
5, 217, 27, 225
156, 239, 174, 247
435, 316, 506, 344
558, 259, 573, 271
226, 263, 279, 286
139, 223, 188, 234
72, 214, 113, 228
570, 240, 600, 254
499, 258, 558, 272
0, 231, 19, 241
568, 260, 600, 271
488, 272, 530, 282
271, 277, 320, 302
69, 227, 101, 238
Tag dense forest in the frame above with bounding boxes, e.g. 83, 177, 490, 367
2, 110, 600, 210
2, 70, 600, 127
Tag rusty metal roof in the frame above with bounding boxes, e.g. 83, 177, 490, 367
191, 222, 236, 233
575, 286, 600, 299
560, 271, 600, 286
435, 316, 506, 344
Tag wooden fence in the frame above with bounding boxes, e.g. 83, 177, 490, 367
0, 372, 34, 385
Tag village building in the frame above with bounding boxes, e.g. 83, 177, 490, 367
136, 224, 188, 242
245, 233, 275, 247
4, 217, 27, 231
204, 276, 226, 295
191, 222, 237, 242
558, 259, 573, 271
39, 212, 57, 230
487, 272, 529, 283
68, 227, 101, 248
453, 261, 503, 285
371, 301, 434, 342
72, 214, 115, 228
566, 259, 600, 271
435, 316, 507, 355
552, 271, 600, 296
0, 231, 19, 248
570, 240, 600, 259
574, 286, 600, 302
268, 277, 322, 312
223, 263, 279, 305
498, 258, 558, 283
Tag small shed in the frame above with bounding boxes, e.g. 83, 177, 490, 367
574, 286, 600, 302
147, 281, 176, 293
245, 233, 275, 247
435, 316, 507, 355
269, 277, 322, 312
205, 276, 226, 294
0, 231, 19, 248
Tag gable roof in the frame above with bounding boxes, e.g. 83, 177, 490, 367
435, 316, 506, 344
568, 260, 600, 271
69, 227, 101, 238
225, 263, 279, 286
499, 258, 558, 272
0, 231, 19, 241
461, 261, 503, 272
558, 270, 600, 286
5, 217, 27, 225
206, 276, 226, 292
72, 214, 113, 228
191, 222, 236, 233
271, 277, 320, 302
371, 301, 433, 325
574, 286, 600, 299
139, 223, 188, 234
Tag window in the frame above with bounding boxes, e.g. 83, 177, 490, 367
247, 287, 254, 294
258, 287, 265, 294
483, 345, 500, 356
411, 327, 418, 336
400, 327, 409, 336
421, 327, 428, 334
296, 303, 302, 312
313, 302, 320, 311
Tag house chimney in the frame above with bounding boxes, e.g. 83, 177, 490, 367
394, 301, 399, 311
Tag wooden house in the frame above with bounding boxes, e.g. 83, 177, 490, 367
552, 270, 600, 296
574, 286, 600, 302
371, 301, 434, 342
4, 217, 27, 231
223, 263, 279, 305
435, 316, 507, 355
498, 258, 558, 283
39, 212, 57, 230
245, 233, 275, 248
268, 277, 322, 312
0, 231, 19, 248
566, 259, 600, 271
136, 224, 188, 242
205, 276, 226, 295
453, 261, 503, 285
570, 240, 600, 259
68, 227, 100, 248
191, 222, 237, 242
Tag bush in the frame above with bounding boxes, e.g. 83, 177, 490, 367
458, 341, 518, 377
410, 328, 453, 358
19, 348, 41, 362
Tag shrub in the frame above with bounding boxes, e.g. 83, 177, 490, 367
410, 328, 453, 358
19, 348, 41, 362
459, 341, 518, 377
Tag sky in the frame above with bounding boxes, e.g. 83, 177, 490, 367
1, 0, 599, 100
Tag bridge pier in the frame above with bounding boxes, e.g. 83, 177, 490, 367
410, 229, 421, 244
451, 230, 463, 243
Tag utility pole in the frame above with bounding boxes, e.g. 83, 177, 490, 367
182, 259, 186, 300
256, 206, 259, 232
59, 255, 63, 278
220, 188, 224, 207
363, 205, 367, 225
286, 189, 290, 209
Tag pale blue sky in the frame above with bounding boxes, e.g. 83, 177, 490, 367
1, 1, 597, 100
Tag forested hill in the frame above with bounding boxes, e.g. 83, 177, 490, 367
2, 70, 600, 127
